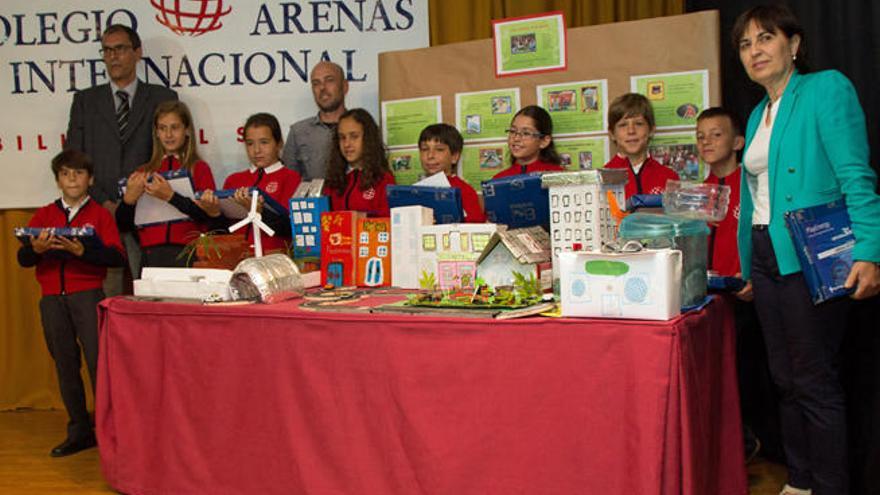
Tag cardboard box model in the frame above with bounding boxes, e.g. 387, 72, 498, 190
134, 267, 234, 301
391, 206, 435, 288
417, 223, 504, 290
320, 211, 364, 287
290, 195, 329, 266
541, 170, 628, 285
356, 217, 392, 287
558, 249, 682, 321
476, 226, 552, 291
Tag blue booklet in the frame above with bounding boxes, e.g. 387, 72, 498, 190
784, 200, 855, 304
481, 174, 549, 229
200, 187, 287, 220
387, 185, 462, 224
707, 274, 747, 292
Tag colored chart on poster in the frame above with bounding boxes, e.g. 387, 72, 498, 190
388, 148, 424, 186
536, 80, 607, 135
493, 12, 567, 76
647, 132, 706, 181
555, 136, 610, 171
455, 88, 521, 142
631, 70, 709, 129
459, 142, 510, 189
382, 96, 442, 148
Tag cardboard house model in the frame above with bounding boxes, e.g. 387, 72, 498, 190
540, 169, 628, 284
417, 223, 504, 290
320, 211, 364, 287
356, 217, 391, 287
391, 206, 434, 289
476, 226, 553, 291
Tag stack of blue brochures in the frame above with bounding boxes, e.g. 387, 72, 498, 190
481, 174, 549, 229
387, 185, 462, 224
784, 200, 855, 304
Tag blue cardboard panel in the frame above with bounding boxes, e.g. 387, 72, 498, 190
481, 174, 549, 229
387, 185, 462, 224
289, 196, 329, 259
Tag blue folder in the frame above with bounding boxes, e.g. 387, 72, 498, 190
386, 185, 462, 224
784, 200, 855, 304
14, 226, 104, 251
481, 174, 549, 229
200, 187, 287, 219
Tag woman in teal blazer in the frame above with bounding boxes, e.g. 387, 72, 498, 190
733, 5, 880, 495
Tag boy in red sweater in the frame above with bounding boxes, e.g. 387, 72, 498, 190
17, 150, 125, 457
604, 93, 679, 198
418, 123, 486, 222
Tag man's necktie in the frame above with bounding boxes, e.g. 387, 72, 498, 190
116, 90, 130, 136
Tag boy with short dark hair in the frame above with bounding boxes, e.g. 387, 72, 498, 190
17, 149, 125, 457
697, 107, 746, 278
418, 123, 486, 222
604, 93, 679, 198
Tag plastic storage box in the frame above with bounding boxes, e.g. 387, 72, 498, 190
662, 181, 730, 222
619, 213, 709, 307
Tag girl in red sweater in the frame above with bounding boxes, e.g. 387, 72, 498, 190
492, 105, 565, 179
323, 108, 396, 216
116, 100, 217, 269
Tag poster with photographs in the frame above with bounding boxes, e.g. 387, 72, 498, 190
647, 132, 706, 181
536, 79, 608, 136
631, 70, 709, 129
381, 96, 442, 148
555, 136, 609, 171
492, 12, 567, 77
458, 141, 511, 189
387, 148, 424, 186
455, 88, 521, 142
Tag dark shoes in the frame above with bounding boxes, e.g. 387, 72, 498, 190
50, 433, 97, 457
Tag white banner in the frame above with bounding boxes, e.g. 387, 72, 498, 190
0, 0, 429, 208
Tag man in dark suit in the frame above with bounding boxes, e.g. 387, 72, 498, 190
65, 24, 177, 284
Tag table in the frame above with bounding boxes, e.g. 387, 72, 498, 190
96, 296, 747, 495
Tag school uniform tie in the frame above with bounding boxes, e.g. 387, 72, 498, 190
253, 168, 265, 187
116, 90, 130, 136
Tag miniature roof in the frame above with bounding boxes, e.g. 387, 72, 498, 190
477, 226, 552, 265
540, 169, 628, 187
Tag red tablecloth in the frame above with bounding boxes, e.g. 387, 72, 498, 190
96, 296, 747, 495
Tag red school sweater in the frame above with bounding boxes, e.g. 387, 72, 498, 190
705, 167, 742, 277
324, 169, 396, 217
223, 163, 301, 251
603, 154, 680, 198
447, 175, 486, 223
492, 158, 564, 180
21, 198, 125, 296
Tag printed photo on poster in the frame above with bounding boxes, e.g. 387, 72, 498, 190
492, 12, 567, 77
648, 133, 704, 181
536, 79, 608, 136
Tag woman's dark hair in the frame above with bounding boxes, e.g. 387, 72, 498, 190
510, 105, 561, 165
325, 108, 390, 195
243, 113, 283, 143
731, 4, 808, 73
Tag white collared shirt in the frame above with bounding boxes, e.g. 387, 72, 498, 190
61, 195, 90, 221
110, 79, 139, 111
248, 162, 284, 175
616, 153, 646, 174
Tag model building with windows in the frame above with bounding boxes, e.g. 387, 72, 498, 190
541, 170, 628, 284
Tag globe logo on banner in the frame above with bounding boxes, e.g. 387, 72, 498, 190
150, 0, 233, 36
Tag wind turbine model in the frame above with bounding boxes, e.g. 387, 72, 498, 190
228, 190, 275, 257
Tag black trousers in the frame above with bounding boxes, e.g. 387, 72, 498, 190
750, 228, 850, 495
38, 288, 103, 441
